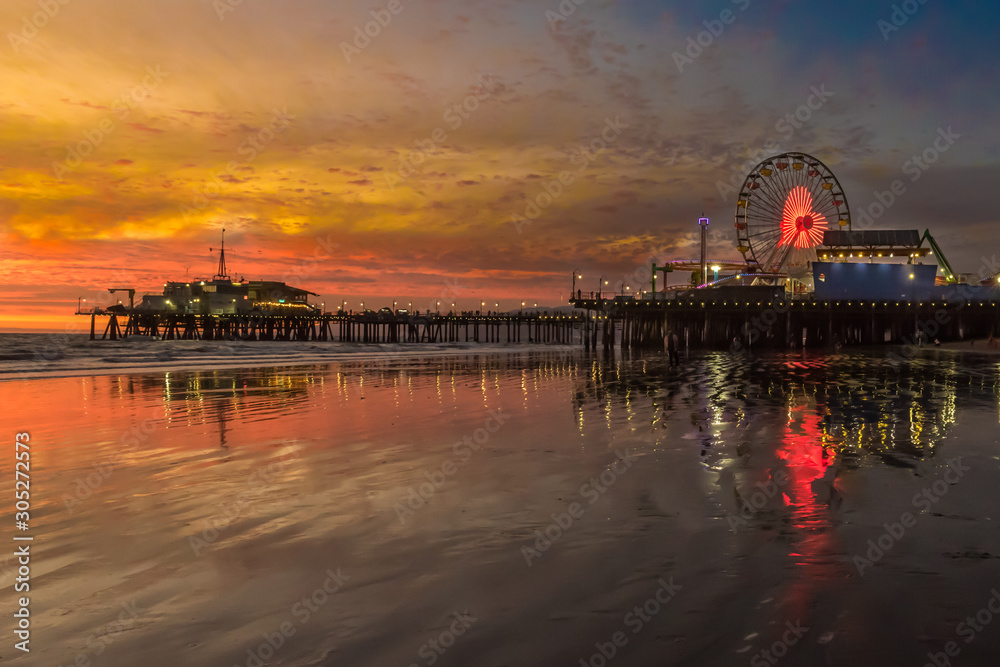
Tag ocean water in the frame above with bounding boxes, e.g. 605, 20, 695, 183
1, 346, 999, 666
0, 332, 550, 381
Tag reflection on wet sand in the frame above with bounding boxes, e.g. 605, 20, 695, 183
572, 351, 978, 462
569, 350, 999, 665
2, 349, 999, 666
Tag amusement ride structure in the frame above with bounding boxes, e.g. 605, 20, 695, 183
734, 151, 851, 288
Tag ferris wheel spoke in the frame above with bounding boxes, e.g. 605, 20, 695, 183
756, 169, 785, 199
747, 208, 784, 222
746, 215, 782, 230
773, 167, 793, 194
754, 225, 782, 240
748, 226, 783, 238
749, 230, 782, 251
758, 177, 794, 216
743, 201, 785, 228
811, 186, 836, 209
775, 163, 799, 198
747, 192, 786, 220
753, 215, 787, 238
751, 185, 787, 209
747, 207, 784, 228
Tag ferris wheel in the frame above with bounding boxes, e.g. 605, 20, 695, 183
735, 152, 851, 275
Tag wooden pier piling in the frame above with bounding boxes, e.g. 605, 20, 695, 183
82, 311, 586, 345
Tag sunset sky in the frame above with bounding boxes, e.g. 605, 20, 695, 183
1, 0, 998, 331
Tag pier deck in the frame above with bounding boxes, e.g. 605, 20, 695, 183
80, 310, 584, 345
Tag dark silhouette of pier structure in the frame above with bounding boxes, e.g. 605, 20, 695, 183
82, 309, 584, 345
571, 289, 1000, 351
81, 294, 1000, 351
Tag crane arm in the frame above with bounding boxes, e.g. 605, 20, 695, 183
107, 288, 136, 311
921, 229, 957, 283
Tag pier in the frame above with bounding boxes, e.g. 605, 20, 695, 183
81, 310, 585, 345
80, 296, 1000, 352
571, 289, 1000, 351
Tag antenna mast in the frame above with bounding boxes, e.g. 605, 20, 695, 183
212, 228, 230, 281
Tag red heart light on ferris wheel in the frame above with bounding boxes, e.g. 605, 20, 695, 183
780, 185, 828, 249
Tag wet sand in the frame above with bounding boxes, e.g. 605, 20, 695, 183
2, 349, 1000, 666
937, 338, 1000, 355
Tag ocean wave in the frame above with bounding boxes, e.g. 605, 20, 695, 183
0, 332, 570, 381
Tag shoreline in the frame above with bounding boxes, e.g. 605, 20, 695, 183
0, 342, 580, 382
4, 336, 999, 383
933, 338, 1000, 355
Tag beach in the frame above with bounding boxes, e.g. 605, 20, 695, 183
2, 346, 1000, 666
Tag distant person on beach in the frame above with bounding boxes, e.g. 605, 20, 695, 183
666, 330, 679, 366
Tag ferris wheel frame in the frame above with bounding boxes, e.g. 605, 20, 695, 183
734, 152, 851, 273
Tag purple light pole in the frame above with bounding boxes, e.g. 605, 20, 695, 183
698, 217, 709, 286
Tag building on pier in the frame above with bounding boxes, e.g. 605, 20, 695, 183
137, 230, 319, 316
139, 279, 318, 316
